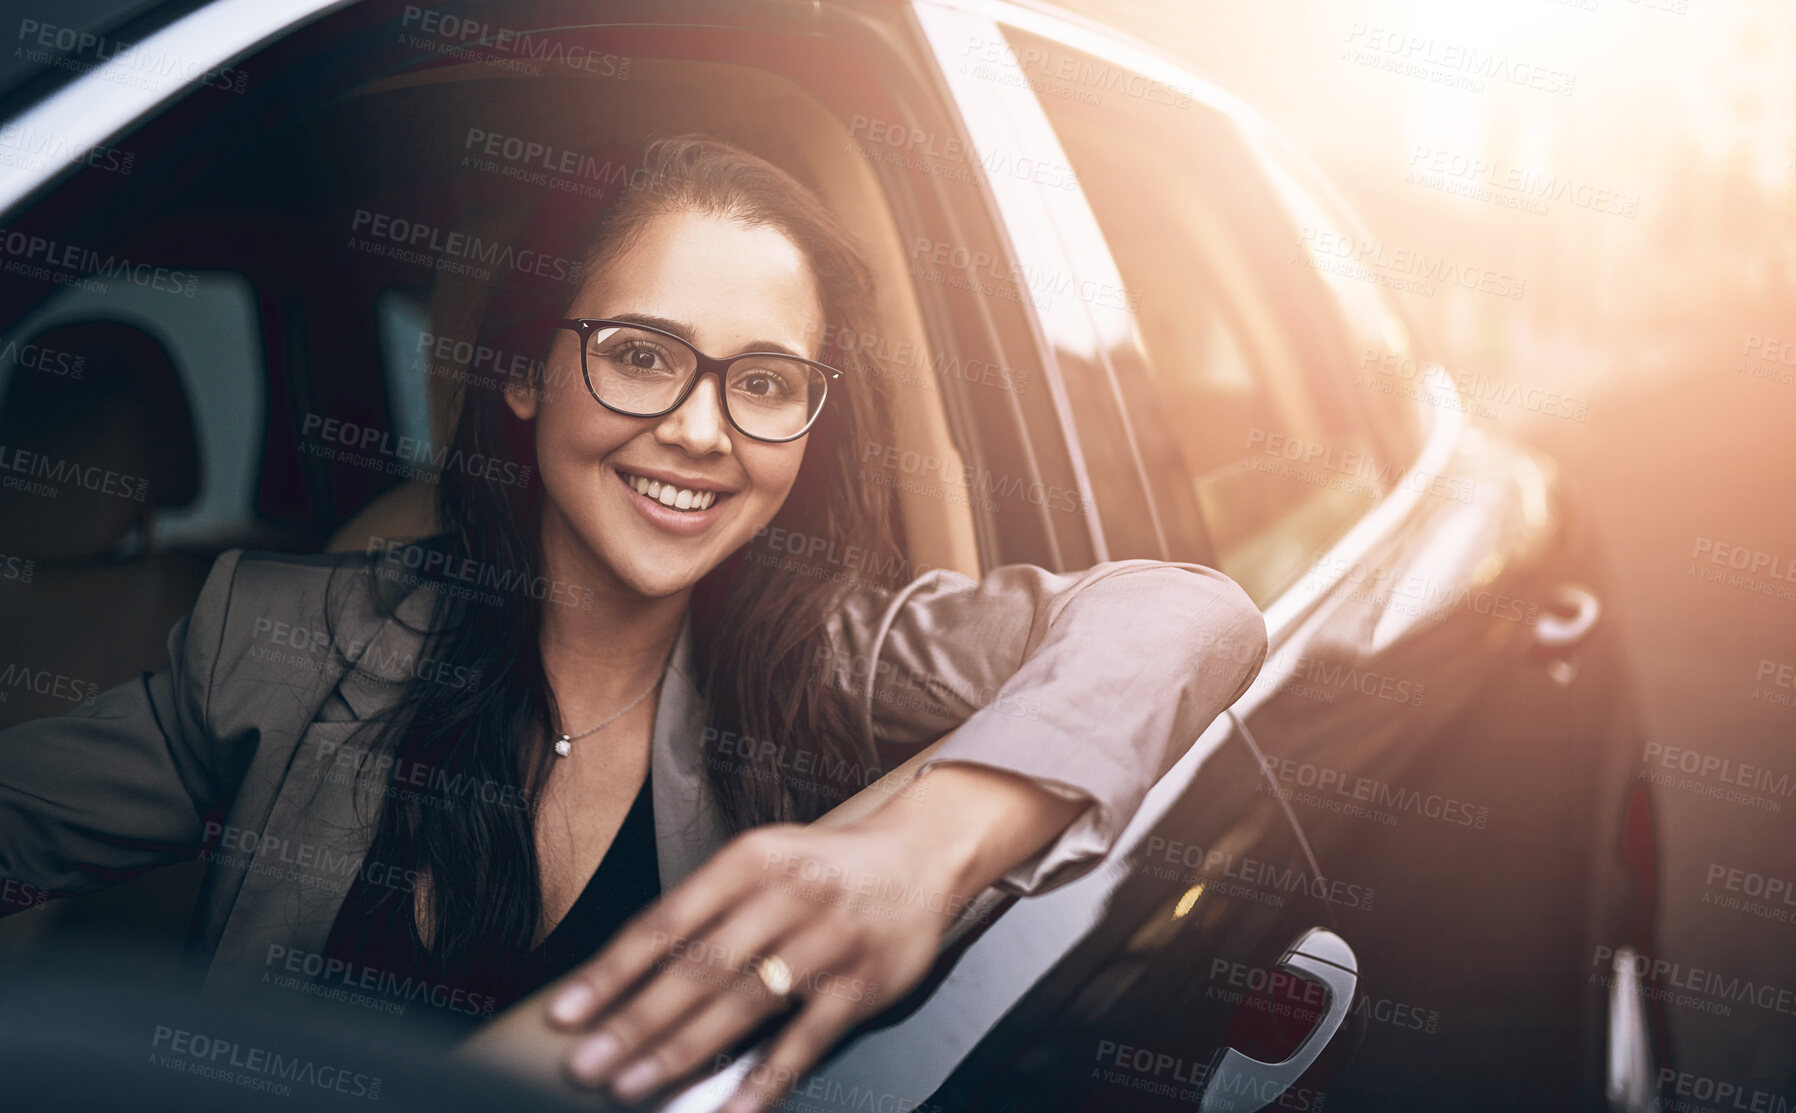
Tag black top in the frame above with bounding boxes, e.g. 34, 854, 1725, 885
320, 775, 662, 1034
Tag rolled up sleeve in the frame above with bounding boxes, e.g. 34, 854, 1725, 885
822, 560, 1268, 896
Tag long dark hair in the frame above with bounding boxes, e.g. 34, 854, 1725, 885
332, 135, 908, 971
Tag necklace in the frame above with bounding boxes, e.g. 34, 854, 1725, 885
554, 671, 663, 757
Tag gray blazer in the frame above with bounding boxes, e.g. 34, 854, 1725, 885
0, 548, 1267, 996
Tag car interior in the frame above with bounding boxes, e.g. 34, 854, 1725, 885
319, 56, 983, 573
0, 39, 987, 977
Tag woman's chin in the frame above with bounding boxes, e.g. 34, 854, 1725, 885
612, 555, 710, 601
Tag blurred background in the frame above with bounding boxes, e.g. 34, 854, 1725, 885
1048, 0, 1796, 1095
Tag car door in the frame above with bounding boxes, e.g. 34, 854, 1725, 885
734, 6, 1375, 1112
979, 4, 1642, 1110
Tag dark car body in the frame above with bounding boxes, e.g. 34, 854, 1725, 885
0, 1, 1662, 1110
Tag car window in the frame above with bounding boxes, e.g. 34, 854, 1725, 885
1005, 26, 1384, 606
0, 0, 993, 962
1255, 132, 1430, 465
0, 1, 991, 559
374, 287, 439, 457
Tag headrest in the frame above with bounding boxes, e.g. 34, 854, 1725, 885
0, 320, 200, 561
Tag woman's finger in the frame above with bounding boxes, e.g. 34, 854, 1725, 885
545, 905, 699, 1031
606, 918, 864, 1101
547, 849, 761, 1030
565, 954, 764, 1093
565, 887, 800, 1088
603, 965, 787, 1102
720, 991, 863, 1113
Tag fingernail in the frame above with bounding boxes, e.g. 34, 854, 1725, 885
612, 1059, 662, 1100
721, 1093, 762, 1113
549, 982, 596, 1027
568, 1033, 623, 1084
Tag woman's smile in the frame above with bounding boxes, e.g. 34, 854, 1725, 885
612, 464, 734, 536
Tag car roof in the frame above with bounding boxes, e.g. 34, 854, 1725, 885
0, 0, 200, 114
934, 0, 1270, 134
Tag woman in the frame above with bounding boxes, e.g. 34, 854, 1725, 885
0, 136, 1267, 1113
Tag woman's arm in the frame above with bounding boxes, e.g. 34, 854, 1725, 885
484, 559, 1267, 1111
824, 559, 1270, 894
853, 761, 1092, 911
0, 550, 245, 910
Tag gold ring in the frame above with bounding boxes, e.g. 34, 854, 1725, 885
755, 955, 793, 999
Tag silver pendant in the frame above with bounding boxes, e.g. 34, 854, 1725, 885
555, 736, 572, 757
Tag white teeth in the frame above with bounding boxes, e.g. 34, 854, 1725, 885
624, 472, 718, 512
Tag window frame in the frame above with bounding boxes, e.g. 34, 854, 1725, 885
962, 0, 1469, 646
982, 17, 1397, 580
911, 0, 1162, 569
0, 0, 352, 220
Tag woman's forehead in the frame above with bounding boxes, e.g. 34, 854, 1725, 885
571, 211, 825, 358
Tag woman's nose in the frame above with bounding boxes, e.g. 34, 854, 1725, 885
653, 373, 733, 456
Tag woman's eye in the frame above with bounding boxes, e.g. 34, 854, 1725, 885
733, 370, 795, 403
605, 342, 677, 376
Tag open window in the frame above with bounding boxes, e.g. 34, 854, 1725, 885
0, 0, 989, 971
313, 49, 981, 582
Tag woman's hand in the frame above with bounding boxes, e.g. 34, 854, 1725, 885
543, 763, 1089, 1113
548, 822, 951, 1111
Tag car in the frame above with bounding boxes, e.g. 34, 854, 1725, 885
0, 0, 1663, 1109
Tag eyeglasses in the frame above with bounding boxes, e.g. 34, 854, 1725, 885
550, 318, 842, 443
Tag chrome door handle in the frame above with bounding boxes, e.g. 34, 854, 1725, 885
1198, 927, 1358, 1113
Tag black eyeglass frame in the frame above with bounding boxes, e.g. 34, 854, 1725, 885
550, 317, 844, 444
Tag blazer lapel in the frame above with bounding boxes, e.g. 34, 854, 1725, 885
650, 611, 731, 890
203, 588, 430, 994
206, 596, 728, 991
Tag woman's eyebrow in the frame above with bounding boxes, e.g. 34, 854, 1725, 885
607, 311, 696, 340
607, 312, 812, 360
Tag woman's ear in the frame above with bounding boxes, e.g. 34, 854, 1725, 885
504, 378, 539, 421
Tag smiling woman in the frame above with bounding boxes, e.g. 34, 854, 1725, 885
0, 135, 1269, 1113
518, 208, 835, 593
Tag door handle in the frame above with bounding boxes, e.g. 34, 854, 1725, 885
1198, 927, 1357, 1113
